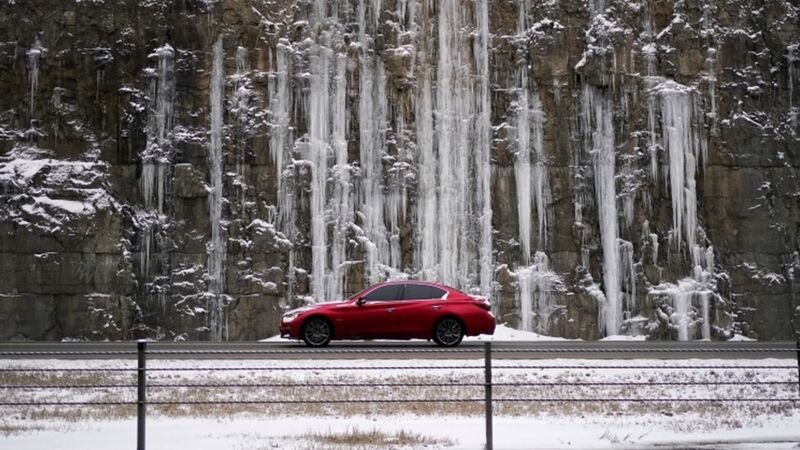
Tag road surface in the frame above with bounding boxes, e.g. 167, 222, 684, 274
0, 340, 796, 360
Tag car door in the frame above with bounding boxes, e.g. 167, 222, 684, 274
390, 283, 448, 338
346, 284, 404, 339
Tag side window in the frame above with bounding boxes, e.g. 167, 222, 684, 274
363, 285, 403, 301
403, 284, 430, 300
403, 284, 446, 300
428, 286, 446, 299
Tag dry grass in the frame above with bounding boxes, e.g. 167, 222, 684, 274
289, 427, 455, 449
0, 423, 45, 437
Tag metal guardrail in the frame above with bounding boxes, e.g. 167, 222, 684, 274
0, 341, 798, 450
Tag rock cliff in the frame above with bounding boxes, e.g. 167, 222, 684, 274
0, 0, 798, 341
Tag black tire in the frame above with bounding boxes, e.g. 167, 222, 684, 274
432, 317, 464, 347
301, 317, 332, 347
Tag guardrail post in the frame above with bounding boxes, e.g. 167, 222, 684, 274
137, 340, 147, 450
484, 342, 493, 450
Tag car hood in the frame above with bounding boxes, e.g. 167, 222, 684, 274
283, 300, 347, 315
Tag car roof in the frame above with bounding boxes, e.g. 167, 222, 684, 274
375, 279, 458, 291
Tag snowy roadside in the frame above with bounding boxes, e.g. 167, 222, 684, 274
1, 357, 798, 449
260, 324, 576, 343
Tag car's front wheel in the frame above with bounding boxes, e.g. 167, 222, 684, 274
433, 317, 464, 347
301, 317, 332, 347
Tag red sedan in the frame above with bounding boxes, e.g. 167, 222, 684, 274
279, 280, 495, 346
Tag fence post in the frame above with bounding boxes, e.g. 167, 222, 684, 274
484, 342, 493, 450
137, 340, 147, 450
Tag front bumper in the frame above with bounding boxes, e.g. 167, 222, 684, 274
279, 322, 299, 339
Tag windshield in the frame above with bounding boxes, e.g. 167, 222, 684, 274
349, 284, 378, 301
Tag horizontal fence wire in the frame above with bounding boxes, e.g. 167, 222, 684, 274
0, 364, 795, 373
1, 381, 797, 390
132, 364, 800, 371
0, 368, 135, 373
0, 346, 796, 357
0, 351, 138, 357
2, 398, 799, 407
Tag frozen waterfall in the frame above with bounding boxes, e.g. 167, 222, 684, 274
308, 44, 331, 303
208, 36, 226, 340
582, 85, 622, 336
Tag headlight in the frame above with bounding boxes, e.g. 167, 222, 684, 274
282, 312, 300, 323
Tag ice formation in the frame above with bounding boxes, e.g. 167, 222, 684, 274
308, 44, 331, 303
26, 41, 44, 122
517, 252, 555, 333
649, 80, 715, 341
512, 0, 556, 333
582, 85, 622, 336
208, 36, 226, 340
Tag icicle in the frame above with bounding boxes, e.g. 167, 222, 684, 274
327, 53, 350, 301
235, 46, 249, 76
788, 44, 798, 128
621, 158, 635, 229
647, 92, 659, 182
650, 233, 659, 265
514, 70, 533, 263
412, 0, 489, 291
270, 40, 296, 303
514, 89, 549, 261
705, 246, 715, 273
140, 222, 153, 277
416, 69, 438, 280
140, 44, 175, 214
517, 252, 554, 333
234, 45, 249, 210
700, 291, 711, 340
26, 41, 44, 121
270, 41, 291, 195
657, 81, 699, 252
435, 0, 473, 287
309, 45, 331, 302
153, 45, 174, 147
140, 162, 169, 214
517, 267, 534, 332
436, 0, 458, 286
208, 36, 226, 340
359, 55, 389, 284
475, 0, 493, 296
620, 240, 636, 313
582, 85, 621, 336
513, 0, 549, 261
675, 288, 690, 341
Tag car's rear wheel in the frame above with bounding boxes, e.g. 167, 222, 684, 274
301, 317, 332, 347
433, 317, 464, 347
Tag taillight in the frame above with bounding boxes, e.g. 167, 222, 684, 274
470, 295, 492, 311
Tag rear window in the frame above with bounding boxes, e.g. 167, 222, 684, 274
363, 285, 403, 301
403, 284, 446, 300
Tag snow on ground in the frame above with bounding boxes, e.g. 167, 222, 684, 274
4, 415, 800, 450
465, 324, 576, 341
1, 357, 797, 449
600, 334, 648, 341
261, 324, 573, 343
729, 334, 757, 342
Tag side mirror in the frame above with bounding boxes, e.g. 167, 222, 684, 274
356, 297, 366, 306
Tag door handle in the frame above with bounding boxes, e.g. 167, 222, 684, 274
432, 305, 442, 310
386, 308, 395, 313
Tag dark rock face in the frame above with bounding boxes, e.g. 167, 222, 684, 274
0, 0, 797, 341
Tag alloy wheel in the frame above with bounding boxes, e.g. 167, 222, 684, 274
302, 317, 332, 347
434, 317, 464, 347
